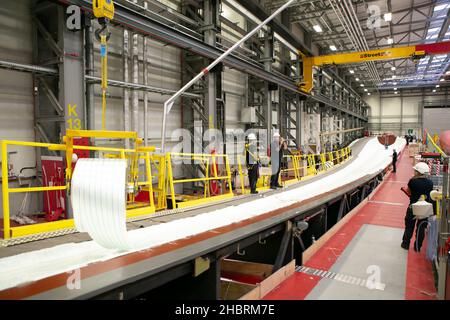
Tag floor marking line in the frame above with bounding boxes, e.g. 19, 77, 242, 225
368, 200, 405, 206
385, 181, 409, 184
296, 266, 385, 291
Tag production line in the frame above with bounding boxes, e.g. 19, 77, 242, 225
0, 137, 405, 299
0, 0, 450, 302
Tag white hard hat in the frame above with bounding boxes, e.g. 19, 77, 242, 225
72, 153, 79, 163
413, 162, 430, 175
430, 190, 442, 201
273, 132, 280, 138
248, 133, 257, 140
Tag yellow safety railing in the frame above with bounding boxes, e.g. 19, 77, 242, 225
236, 154, 273, 193
149, 154, 167, 211
1, 130, 157, 240
280, 155, 301, 182
238, 147, 352, 193
1, 140, 71, 240
166, 152, 233, 209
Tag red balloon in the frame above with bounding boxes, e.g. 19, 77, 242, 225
439, 130, 450, 155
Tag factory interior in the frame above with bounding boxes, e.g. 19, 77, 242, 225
1, 0, 450, 303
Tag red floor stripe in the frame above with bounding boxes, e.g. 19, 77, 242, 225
264, 146, 437, 300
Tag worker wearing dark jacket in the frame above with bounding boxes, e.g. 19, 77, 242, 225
392, 149, 398, 173
401, 162, 434, 252
246, 133, 259, 194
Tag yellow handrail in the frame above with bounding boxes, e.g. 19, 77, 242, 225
427, 133, 447, 157
166, 152, 234, 209
1, 137, 157, 240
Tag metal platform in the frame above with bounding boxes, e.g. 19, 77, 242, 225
0, 138, 389, 300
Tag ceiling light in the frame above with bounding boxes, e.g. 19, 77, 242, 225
393, 82, 397, 85
433, 89, 437, 92
394, 88, 397, 90
394, 91, 398, 94
367, 93, 371, 96
364, 89, 368, 92
446, 71, 450, 75
391, 66, 396, 71
313, 25, 323, 33
436, 85, 440, 88
434, 4, 450, 12
387, 38, 394, 44
392, 75, 396, 79
440, 78, 445, 82
330, 45, 337, 51
349, 70, 354, 74
384, 12, 392, 22
356, 78, 360, 81
360, 84, 364, 87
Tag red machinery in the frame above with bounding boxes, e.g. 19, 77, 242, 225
41, 137, 89, 221
209, 149, 220, 196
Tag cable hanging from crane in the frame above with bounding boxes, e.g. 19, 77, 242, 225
93, 0, 115, 130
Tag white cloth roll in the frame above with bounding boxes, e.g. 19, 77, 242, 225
71, 158, 130, 250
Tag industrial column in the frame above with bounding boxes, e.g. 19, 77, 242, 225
58, 6, 85, 134
263, 28, 274, 149
203, 0, 221, 132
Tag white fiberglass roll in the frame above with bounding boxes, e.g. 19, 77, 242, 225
71, 158, 130, 250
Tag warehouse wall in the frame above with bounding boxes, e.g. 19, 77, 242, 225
423, 107, 450, 135
365, 89, 450, 137
365, 93, 421, 137
0, 0, 37, 217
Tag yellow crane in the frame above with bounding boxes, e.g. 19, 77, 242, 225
299, 41, 450, 93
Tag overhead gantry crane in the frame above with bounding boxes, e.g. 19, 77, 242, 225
299, 41, 450, 93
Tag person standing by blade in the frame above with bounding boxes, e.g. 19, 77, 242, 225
392, 149, 398, 173
270, 132, 282, 189
246, 133, 259, 194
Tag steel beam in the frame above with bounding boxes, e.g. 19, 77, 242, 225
234, 0, 314, 56
60, 0, 368, 123
61, 0, 298, 92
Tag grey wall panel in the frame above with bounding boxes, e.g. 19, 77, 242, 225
423, 108, 450, 135
0, 0, 36, 217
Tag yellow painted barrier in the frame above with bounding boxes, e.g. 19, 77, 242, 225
166, 152, 233, 209
1, 132, 157, 241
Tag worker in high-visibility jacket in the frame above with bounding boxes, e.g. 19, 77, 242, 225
245, 133, 259, 194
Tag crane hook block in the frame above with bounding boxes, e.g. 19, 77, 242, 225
93, 0, 114, 21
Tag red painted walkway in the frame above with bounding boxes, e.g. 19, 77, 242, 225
264, 147, 437, 300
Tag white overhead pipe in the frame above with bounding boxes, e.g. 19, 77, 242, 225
131, 0, 139, 138
340, 0, 381, 84
330, 0, 379, 86
160, 0, 297, 153
344, 0, 381, 83
338, 0, 377, 82
143, 1, 149, 146
123, 29, 131, 149
132, 32, 139, 135
328, 0, 358, 51
328, 0, 366, 76
335, 1, 370, 68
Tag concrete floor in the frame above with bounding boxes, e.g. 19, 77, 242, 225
264, 145, 437, 300
306, 224, 407, 300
